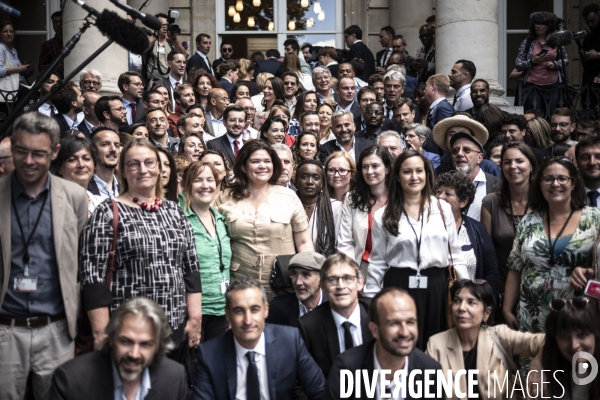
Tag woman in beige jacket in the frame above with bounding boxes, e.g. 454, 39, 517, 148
426, 280, 545, 400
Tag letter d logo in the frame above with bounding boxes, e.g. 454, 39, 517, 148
572, 351, 598, 385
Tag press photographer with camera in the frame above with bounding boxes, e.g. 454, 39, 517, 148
143, 11, 187, 81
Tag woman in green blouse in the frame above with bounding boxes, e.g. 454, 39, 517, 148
180, 162, 232, 341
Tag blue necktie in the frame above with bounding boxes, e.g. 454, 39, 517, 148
246, 351, 260, 400
588, 191, 600, 207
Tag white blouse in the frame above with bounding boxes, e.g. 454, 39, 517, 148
366, 196, 469, 297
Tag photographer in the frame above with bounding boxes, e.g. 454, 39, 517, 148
143, 12, 187, 81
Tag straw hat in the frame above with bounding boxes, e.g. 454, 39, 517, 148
432, 115, 489, 152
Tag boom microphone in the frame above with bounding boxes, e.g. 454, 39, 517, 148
546, 30, 573, 48
572, 29, 590, 39
95, 10, 150, 54
0, 1, 20, 18
108, 0, 162, 31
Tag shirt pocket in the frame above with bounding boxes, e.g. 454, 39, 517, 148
270, 212, 291, 240
224, 213, 241, 238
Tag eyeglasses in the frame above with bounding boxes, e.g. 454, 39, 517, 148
451, 147, 481, 155
129, 82, 144, 87
12, 147, 51, 160
540, 175, 572, 185
550, 122, 571, 129
327, 168, 350, 176
549, 297, 589, 311
366, 110, 383, 116
126, 158, 158, 171
82, 80, 101, 86
111, 107, 126, 112
222, 48, 233, 53
324, 275, 357, 286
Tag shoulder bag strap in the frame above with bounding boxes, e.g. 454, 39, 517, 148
105, 199, 119, 287
592, 214, 600, 280
489, 326, 519, 375
436, 199, 455, 268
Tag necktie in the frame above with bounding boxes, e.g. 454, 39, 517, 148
233, 139, 240, 156
342, 321, 354, 351
50, 105, 57, 117
382, 48, 391, 67
453, 93, 458, 106
588, 191, 600, 207
174, 81, 180, 87
246, 351, 261, 400
130, 102, 136, 123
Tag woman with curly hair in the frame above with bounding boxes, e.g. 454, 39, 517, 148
295, 159, 342, 256
337, 145, 393, 278
293, 131, 320, 162
434, 172, 500, 294
192, 72, 221, 112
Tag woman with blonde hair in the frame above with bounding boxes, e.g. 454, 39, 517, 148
278, 52, 314, 91
527, 116, 553, 149
250, 72, 274, 114
317, 102, 335, 144
236, 58, 260, 96
324, 151, 356, 202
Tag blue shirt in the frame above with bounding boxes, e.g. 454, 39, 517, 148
1, 174, 63, 318
112, 362, 151, 400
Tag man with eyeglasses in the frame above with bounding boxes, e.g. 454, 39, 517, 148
78, 91, 101, 137
88, 127, 122, 200
51, 82, 85, 134
0, 112, 88, 400
213, 41, 234, 77
355, 86, 377, 131
95, 95, 128, 131
235, 97, 259, 140
410, 24, 436, 83
118, 71, 145, 126
356, 102, 386, 140
298, 253, 373, 378
312, 66, 336, 103
550, 108, 578, 147
335, 77, 360, 120
282, 71, 301, 115
319, 109, 374, 164
218, 60, 239, 97
78, 68, 102, 93
146, 108, 179, 154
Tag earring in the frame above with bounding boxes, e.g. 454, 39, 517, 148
482, 321, 488, 329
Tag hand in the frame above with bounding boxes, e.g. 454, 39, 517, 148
413, 58, 428, 69
185, 317, 202, 348
93, 331, 107, 351
503, 310, 519, 330
531, 53, 547, 65
585, 50, 600, 60
544, 61, 555, 69
167, 30, 178, 41
571, 266, 594, 290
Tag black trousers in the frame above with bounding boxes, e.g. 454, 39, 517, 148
201, 314, 228, 342
383, 267, 448, 351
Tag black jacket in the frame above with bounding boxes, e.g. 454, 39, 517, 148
267, 291, 328, 328
463, 216, 500, 302
345, 41, 375, 81
318, 137, 374, 165
206, 134, 237, 167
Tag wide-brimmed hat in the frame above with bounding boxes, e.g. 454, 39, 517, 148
432, 115, 489, 152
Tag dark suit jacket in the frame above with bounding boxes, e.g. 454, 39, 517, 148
49, 351, 188, 400
327, 63, 339, 79
266, 291, 329, 328
193, 324, 325, 400
187, 52, 214, 75
325, 340, 445, 400
206, 134, 236, 167
484, 172, 501, 194
87, 175, 121, 197
254, 58, 283, 78
424, 99, 454, 155
318, 137, 374, 165
77, 120, 93, 137
53, 114, 73, 134
333, 97, 361, 120
346, 41, 375, 81
219, 78, 235, 96
297, 298, 373, 378
375, 48, 391, 67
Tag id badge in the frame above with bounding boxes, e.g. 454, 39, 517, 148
157, 46, 166, 54
14, 276, 37, 292
220, 280, 230, 295
408, 275, 428, 289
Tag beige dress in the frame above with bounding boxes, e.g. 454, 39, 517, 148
215, 185, 308, 301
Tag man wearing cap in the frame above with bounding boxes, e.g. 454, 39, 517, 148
267, 252, 328, 328
433, 115, 501, 178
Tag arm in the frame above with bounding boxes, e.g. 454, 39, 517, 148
87, 307, 110, 350
294, 229, 315, 252
365, 211, 388, 296
503, 270, 522, 330
477, 223, 500, 299
515, 39, 532, 71
325, 353, 348, 400
185, 292, 202, 348
296, 331, 326, 399
480, 204, 493, 237
336, 196, 358, 260
495, 324, 545, 358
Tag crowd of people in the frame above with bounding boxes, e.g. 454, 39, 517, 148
3, 6, 600, 400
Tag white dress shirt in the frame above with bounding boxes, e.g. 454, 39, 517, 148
335, 137, 356, 161
234, 334, 271, 400
197, 51, 214, 75
373, 346, 408, 400
122, 97, 137, 125
453, 84, 473, 111
38, 103, 56, 117
331, 304, 363, 353
466, 168, 487, 221
169, 75, 183, 110
226, 133, 244, 154
367, 197, 469, 297
380, 48, 392, 67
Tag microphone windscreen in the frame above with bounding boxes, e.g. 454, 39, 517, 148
142, 14, 163, 31
546, 30, 573, 48
96, 10, 149, 55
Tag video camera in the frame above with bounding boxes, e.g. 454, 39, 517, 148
167, 10, 180, 36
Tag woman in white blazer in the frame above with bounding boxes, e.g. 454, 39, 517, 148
336, 145, 393, 279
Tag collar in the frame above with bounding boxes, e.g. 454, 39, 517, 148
455, 83, 471, 98
299, 289, 324, 316
234, 332, 266, 357
84, 118, 97, 131
222, 77, 232, 83
150, 135, 172, 148
325, 61, 339, 67
94, 173, 118, 189
337, 99, 355, 112
111, 362, 151, 400
354, 39, 363, 44
179, 194, 225, 221
285, 97, 297, 107
209, 112, 223, 123
226, 133, 243, 146
473, 168, 486, 183
331, 302, 361, 330
62, 113, 82, 128
429, 97, 444, 111
11, 172, 50, 199
169, 75, 183, 87
336, 137, 356, 152
196, 50, 209, 59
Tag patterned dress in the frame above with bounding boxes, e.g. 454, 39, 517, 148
507, 207, 600, 334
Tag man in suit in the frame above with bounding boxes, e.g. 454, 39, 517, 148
0, 112, 88, 400
193, 278, 326, 400
335, 77, 361, 120
254, 49, 282, 78
410, 24, 436, 83
392, 34, 415, 73
51, 81, 85, 134
355, 102, 386, 140
168, 84, 196, 133
576, 136, 600, 207
267, 252, 327, 328
382, 70, 407, 120
207, 105, 246, 167
204, 88, 230, 140
49, 297, 188, 400
218, 60, 239, 97
118, 71, 146, 126
186, 33, 215, 75
313, 66, 336, 103
213, 41, 234, 77
273, 144, 295, 189
318, 47, 340, 79
94, 95, 128, 132
162, 52, 187, 112
88, 127, 121, 200
393, 97, 416, 133
319, 110, 374, 164
78, 91, 101, 137
344, 25, 375, 81
424, 74, 454, 155
375, 26, 395, 74
147, 108, 180, 154
449, 59, 475, 112
326, 288, 444, 400
298, 253, 373, 378
235, 97, 259, 140
355, 86, 377, 131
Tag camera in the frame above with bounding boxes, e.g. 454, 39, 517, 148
167, 10, 180, 36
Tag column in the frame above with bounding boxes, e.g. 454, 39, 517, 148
389, 1, 433, 62
435, 0, 509, 106
63, 0, 129, 95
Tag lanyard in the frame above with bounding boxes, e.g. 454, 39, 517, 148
404, 210, 424, 274
11, 189, 49, 277
547, 209, 575, 266
198, 211, 225, 274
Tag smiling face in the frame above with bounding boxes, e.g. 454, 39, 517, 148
577, 144, 600, 186
313, 72, 331, 92
264, 121, 286, 145
301, 115, 320, 135
500, 124, 526, 144
190, 166, 218, 208
304, 93, 318, 112
451, 288, 490, 331
398, 155, 426, 196
58, 147, 95, 188
470, 81, 490, 109
111, 313, 157, 383
201, 153, 227, 183
225, 287, 268, 349
326, 156, 353, 193
369, 292, 418, 357
283, 75, 298, 98
332, 114, 355, 145
540, 163, 575, 205
556, 329, 596, 367
362, 154, 388, 188
234, 85, 249, 100
242, 149, 273, 185
122, 145, 160, 194
225, 111, 246, 139
321, 262, 364, 315
183, 136, 203, 163
296, 163, 323, 200
502, 148, 532, 186
318, 105, 333, 128
263, 80, 274, 101
196, 76, 212, 98
93, 130, 121, 169
394, 104, 415, 128
366, 103, 384, 128
299, 134, 318, 160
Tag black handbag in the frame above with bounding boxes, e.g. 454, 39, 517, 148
270, 254, 295, 295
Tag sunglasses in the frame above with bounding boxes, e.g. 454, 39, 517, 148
222, 48, 233, 53
549, 297, 589, 311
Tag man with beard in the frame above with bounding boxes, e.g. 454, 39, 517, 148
51, 82, 85, 133
268, 252, 327, 327
298, 253, 373, 378
335, 77, 360, 119
168, 84, 196, 133
207, 105, 246, 167
550, 108, 578, 147
300, 111, 321, 135
356, 102, 385, 140
95, 95, 128, 131
466, 79, 491, 119
78, 91, 102, 137
88, 127, 121, 199
448, 59, 475, 111
37, 73, 60, 117
326, 288, 444, 400
319, 110, 374, 164
118, 71, 145, 126
176, 112, 205, 139
273, 144, 295, 189
576, 136, 600, 206
49, 297, 188, 400
146, 108, 179, 154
